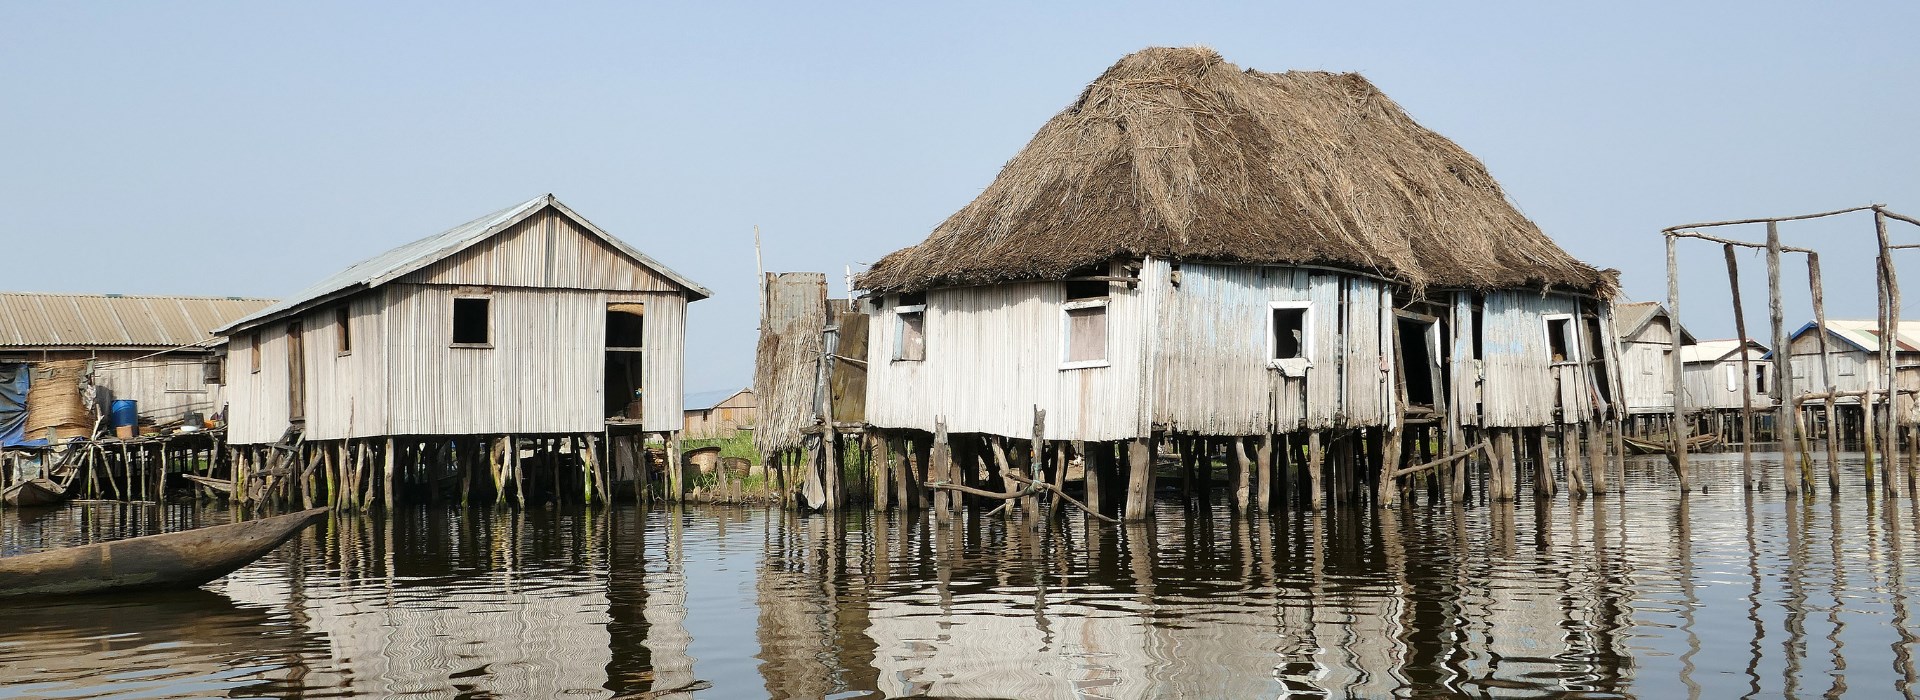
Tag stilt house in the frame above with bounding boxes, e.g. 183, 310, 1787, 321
1679, 339, 1772, 411
1613, 301, 1695, 420
0, 293, 272, 445
852, 47, 1621, 515
215, 194, 709, 453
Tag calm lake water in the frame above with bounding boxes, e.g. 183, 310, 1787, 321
2, 454, 1918, 699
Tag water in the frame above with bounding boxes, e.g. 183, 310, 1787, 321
2, 454, 1918, 699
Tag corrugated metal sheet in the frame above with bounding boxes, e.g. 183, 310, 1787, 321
216, 194, 710, 335
0, 293, 272, 349
1782, 319, 1920, 355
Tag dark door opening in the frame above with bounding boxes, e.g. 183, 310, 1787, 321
1397, 316, 1439, 409
606, 304, 645, 419
287, 322, 306, 422
1584, 315, 1615, 404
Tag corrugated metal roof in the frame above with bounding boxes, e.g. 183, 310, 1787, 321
0, 293, 275, 349
684, 388, 749, 412
1613, 300, 1697, 344
1680, 338, 1768, 364
1788, 319, 1920, 354
216, 194, 712, 335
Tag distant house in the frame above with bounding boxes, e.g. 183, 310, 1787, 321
1612, 301, 1695, 417
683, 388, 755, 439
0, 292, 273, 445
1777, 320, 1920, 399
1679, 338, 1772, 411
214, 194, 710, 448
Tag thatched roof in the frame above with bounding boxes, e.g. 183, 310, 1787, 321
858, 47, 1612, 296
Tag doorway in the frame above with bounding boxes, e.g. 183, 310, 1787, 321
287, 322, 306, 421
1395, 314, 1441, 410
606, 303, 645, 419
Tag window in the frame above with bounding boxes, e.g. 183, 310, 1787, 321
335, 306, 352, 355
1544, 315, 1577, 363
1268, 302, 1311, 364
250, 331, 262, 373
894, 304, 926, 361
1754, 364, 1770, 394
1792, 358, 1807, 379
203, 356, 224, 385
1840, 361, 1856, 377
1061, 281, 1110, 368
453, 297, 490, 346
1724, 364, 1739, 393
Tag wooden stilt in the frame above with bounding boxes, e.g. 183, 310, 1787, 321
1307, 432, 1325, 511
1125, 438, 1152, 521
931, 418, 952, 523
1231, 437, 1251, 515
1567, 424, 1589, 498
1765, 222, 1799, 495
1256, 434, 1274, 513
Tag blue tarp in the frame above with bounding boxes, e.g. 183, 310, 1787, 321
0, 363, 29, 447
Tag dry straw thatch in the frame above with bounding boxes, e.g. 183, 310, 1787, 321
859, 47, 1611, 296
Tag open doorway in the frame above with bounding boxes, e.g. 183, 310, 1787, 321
1396, 314, 1441, 410
606, 303, 645, 419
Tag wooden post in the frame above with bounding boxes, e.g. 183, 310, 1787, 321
873, 434, 893, 512
1666, 233, 1691, 492
1125, 438, 1152, 521
1803, 251, 1843, 495
1530, 429, 1554, 499
1876, 208, 1902, 498
1759, 221, 1800, 496
1585, 421, 1607, 496
1231, 437, 1254, 515
1256, 433, 1274, 513
1566, 425, 1589, 498
1029, 409, 1046, 516
1306, 432, 1325, 511
1377, 424, 1403, 507
931, 418, 952, 523
1726, 244, 1759, 490
1492, 429, 1516, 502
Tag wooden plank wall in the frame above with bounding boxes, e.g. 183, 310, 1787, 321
1617, 317, 1676, 415
400, 206, 680, 293
864, 271, 1148, 442
1682, 358, 1775, 411
1786, 334, 1875, 398
1146, 261, 1393, 434
754, 273, 827, 455
1479, 291, 1584, 427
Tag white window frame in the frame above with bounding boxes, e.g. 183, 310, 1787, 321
1266, 300, 1314, 368
1060, 299, 1111, 370
1543, 313, 1580, 364
1724, 363, 1739, 393
892, 304, 926, 362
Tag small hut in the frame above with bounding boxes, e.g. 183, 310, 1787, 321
1612, 301, 1697, 433
852, 47, 1622, 518
683, 388, 756, 439
214, 194, 710, 506
1776, 319, 1920, 442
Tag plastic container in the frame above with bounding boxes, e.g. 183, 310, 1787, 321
110, 399, 139, 427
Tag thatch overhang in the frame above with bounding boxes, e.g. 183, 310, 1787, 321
858, 47, 1612, 297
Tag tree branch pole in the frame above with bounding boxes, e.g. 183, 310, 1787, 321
1807, 252, 1842, 495
1726, 244, 1756, 490
1768, 221, 1800, 494
1390, 440, 1491, 479
1667, 233, 1691, 491
926, 466, 1118, 524
1662, 205, 1878, 232
1876, 208, 1903, 498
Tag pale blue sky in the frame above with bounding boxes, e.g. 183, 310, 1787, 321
4, 2, 1917, 392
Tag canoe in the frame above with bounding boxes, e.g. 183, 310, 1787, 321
2, 477, 68, 507
1623, 433, 1721, 455
0, 507, 328, 599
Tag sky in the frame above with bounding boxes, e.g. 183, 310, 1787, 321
4, 1, 1918, 393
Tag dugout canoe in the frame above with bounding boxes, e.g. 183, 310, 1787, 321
1622, 433, 1721, 455
2, 477, 68, 507
0, 507, 327, 599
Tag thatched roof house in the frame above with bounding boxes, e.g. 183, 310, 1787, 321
852, 47, 1621, 514
859, 46, 1612, 297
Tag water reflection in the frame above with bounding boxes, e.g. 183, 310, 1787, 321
0, 454, 1917, 698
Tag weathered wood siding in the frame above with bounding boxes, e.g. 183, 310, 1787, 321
399, 207, 680, 292
1480, 291, 1591, 427
1785, 333, 1877, 399
1618, 319, 1678, 415
1146, 261, 1393, 434
230, 286, 687, 443
90, 353, 225, 425
864, 276, 1148, 442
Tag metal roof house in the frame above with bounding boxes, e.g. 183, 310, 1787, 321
1679, 338, 1772, 412
215, 194, 710, 450
0, 292, 272, 444
1775, 319, 1920, 400
1612, 301, 1696, 416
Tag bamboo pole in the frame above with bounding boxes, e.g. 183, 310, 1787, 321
1767, 222, 1800, 495
1667, 234, 1691, 492
1807, 252, 1842, 495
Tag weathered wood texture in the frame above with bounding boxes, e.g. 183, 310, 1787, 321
227, 203, 696, 444
1616, 311, 1680, 415
1480, 291, 1592, 427
865, 265, 1147, 442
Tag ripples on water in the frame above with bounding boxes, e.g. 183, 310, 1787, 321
1, 454, 1918, 699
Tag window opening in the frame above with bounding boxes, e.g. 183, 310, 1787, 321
335, 307, 352, 355
894, 304, 926, 362
1546, 316, 1575, 363
1062, 302, 1108, 366
1271, 306, 1308, 360
250, 331, 261, 373
1754, 364, 1770, 394
453, 297, 490, 345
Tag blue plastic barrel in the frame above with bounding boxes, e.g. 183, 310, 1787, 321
110, 399, 139, 427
